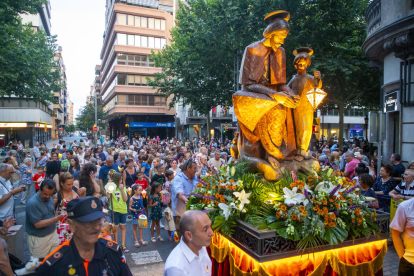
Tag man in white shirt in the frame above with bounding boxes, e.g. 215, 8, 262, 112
391, 197, 414, 275
84, 138, 90, 147
164, 210, 213, 276
33, 142, 40, 162
0, 164, 25, 225
208, 151, 224, 170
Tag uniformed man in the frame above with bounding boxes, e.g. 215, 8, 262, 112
36, 196, 132, 276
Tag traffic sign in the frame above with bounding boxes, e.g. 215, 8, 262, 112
93, 126, 98, 132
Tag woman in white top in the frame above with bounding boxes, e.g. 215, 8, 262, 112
169, 159, 181, 176
76, 147, 85, 165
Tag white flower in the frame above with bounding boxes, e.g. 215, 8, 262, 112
303, 184, 313, 194
363, 196, 376, 202
218, 202, 236, 220
283, 187, 306, 205
233, 190, 251, 210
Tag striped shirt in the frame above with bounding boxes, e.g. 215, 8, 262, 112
394, 181, 414, 196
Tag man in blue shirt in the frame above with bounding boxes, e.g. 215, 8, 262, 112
26, 179, 64, 258
171, 160, 198, 237
98, 156, 119, 192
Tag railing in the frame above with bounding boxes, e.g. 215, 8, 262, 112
188, 111, 205, 117
211, 112, 232, 118
365, 0, 381, 37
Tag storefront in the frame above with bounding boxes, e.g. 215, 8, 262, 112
129, 122, 175, 140
0, 122, 52, 148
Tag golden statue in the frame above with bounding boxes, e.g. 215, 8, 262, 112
232, 11, 320, 180
288, 47, 322, 159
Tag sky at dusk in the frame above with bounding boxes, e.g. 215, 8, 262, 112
50, 0, 106, 119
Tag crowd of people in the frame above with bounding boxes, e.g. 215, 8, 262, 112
2, 135, 414, 275
0, 135, 234, 275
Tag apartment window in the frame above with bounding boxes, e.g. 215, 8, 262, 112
161, 20, 166, 30
140, 56, 148, 66
148, 37, 155, 48
141, 76, 147, 86
141, 36, 148, 47
118, 95, 127, 105
134, 16, 141, 27
148, 96, 155, 106
135, 35, 141, 47
127, 15, 134, 26
161, 38, 166, 48
155, 38, 161, 49
128, 75, 135, 86
128, 95, 135, 105
148, 18, 155, 29
135, 95, 142, 105
127, 35, 134, 46
117, 14, 127, 25
117, 74, 127, 85
155, 19, 161, 30
118, 54, 126, 65
127, 55, 135, 65
117, 33, 127, 45
141, 17, 147, 28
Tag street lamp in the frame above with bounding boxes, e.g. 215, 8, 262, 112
306, 88, 327, 111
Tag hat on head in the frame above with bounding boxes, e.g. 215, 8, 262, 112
263, 11, 291, 39
264, 11, 290, 25
293, 47, 314, 57
67, 196, 107, 223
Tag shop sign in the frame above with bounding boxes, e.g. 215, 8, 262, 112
129, 122, 176, 128
0, 123, 27, 128
34, 123, 52, 129
384, 91, 399, 113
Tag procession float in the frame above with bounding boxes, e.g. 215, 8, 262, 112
187, 10, 390, 276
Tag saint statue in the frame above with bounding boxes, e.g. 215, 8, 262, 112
288, 47, 322, 159
232, 11, 320, 180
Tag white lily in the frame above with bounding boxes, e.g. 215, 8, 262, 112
363, 196, 376, 202
233, 190, 251, 210
218, 202, 236, 220
303, 184, 313, 194
283, 187, 306, 205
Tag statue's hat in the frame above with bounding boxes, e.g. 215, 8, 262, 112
293, 47, 314, 56
264, 11, 290, 25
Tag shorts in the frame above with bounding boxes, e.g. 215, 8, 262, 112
132, 218, 138, 225
113, 212, 127, 226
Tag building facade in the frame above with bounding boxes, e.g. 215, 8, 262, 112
0, 1, 54, 148
362, 0, 414, 165
52, 46, 68, 139
100, 0, 176, 140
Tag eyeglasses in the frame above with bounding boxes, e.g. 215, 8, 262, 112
78, 217, 106, 228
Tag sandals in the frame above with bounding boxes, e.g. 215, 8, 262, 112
140, 239, 148, 246
151, 237, 156, 243
158, 236, 164, 242
122, 245, 129, 253
134, 241, 140, 248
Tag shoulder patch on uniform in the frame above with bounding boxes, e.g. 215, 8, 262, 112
45, 246, 69, 266
100, 237, 119, 252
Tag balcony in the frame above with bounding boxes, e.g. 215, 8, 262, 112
188, 111, 205, 118
365, 0, 381, 37
211, 112, 233, 119
95, 65, 101, 75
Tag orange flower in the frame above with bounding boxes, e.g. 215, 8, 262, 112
215, 192, 220, 198
280, 205, 287, 212
283, 215, 288, 219
352, 218, 355, 223
330, 213, 336, 220
322, 199, 327, 205
292, 214, 298, 220
329, 199, 334, 203
276, 212, 281, 218
229, 179, 234, 183
348, 199, 353, 202
298, 185, 304, 190
323, 207, 328, 214
355, 209, 361, 216
299, 206, 305, 212
290, 183, 297, 188
302, 211, 308, 217
324, 222, 328, 226
335, 204, 340, 209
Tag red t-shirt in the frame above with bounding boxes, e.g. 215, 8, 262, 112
33, 173, 45, 190
134, 179, 149, 190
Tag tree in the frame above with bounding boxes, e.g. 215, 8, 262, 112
75, 103, 107, 132
150, 0, 380, 144
65, 124, 75, 133
0, 0, 62, 104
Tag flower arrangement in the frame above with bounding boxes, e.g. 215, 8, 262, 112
187, 163, 251, 236
187, 162, 380, 251
247, 167, 380, 250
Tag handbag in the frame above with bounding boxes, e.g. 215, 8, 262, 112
9, 253, 25, 271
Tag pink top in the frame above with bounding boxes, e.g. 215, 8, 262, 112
345, 158, 360, 179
